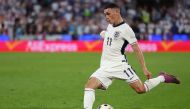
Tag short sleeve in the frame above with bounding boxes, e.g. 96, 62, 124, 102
123, 25, 137, 45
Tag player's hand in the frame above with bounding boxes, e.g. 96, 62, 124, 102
143, 68, 152, 79
100, 31, 106, 37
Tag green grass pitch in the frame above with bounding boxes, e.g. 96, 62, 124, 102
0, 52, 189, 109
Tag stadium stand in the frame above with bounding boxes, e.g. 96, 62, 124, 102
0, 0, 189, 41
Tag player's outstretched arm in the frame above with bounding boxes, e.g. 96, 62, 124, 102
131, 42, 152, 79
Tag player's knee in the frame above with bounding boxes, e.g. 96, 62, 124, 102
85, 82, 93, 89
135, 87, 146, 94
84, 77, 102, 90
84, 80, 98, 90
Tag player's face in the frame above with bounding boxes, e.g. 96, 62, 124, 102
104, 8, 118, 24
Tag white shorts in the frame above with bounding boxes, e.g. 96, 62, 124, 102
90, 63, 139, 89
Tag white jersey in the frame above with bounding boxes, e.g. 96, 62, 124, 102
100, 22, 137, 68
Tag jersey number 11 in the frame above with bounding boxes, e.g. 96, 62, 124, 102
107, 37, 112, 46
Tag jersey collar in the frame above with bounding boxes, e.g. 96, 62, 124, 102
113, 21, 125, 27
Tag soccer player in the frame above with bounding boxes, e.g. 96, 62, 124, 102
83, 3, 180, 109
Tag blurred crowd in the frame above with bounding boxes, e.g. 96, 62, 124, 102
0, 0, 190, 40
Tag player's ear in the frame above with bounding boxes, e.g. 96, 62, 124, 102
114, 8, 120, 14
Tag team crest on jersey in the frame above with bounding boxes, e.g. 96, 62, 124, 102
113, 31, 121, 40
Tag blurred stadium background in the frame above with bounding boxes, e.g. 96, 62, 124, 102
0, 0, 190, 41
0, 0, 190, 109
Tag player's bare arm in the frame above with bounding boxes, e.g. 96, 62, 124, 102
100, 31, 106, 38
131, 42, 152, 79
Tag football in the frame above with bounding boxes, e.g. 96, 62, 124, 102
98, 104, 114, 109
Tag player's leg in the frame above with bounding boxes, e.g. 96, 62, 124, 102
112, 69, 162, 93
84, 68, 113, 109
129, 71, 180, 94
129, 79, 146, 94
84, 77, 102, 109
129, 76, 164, 94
